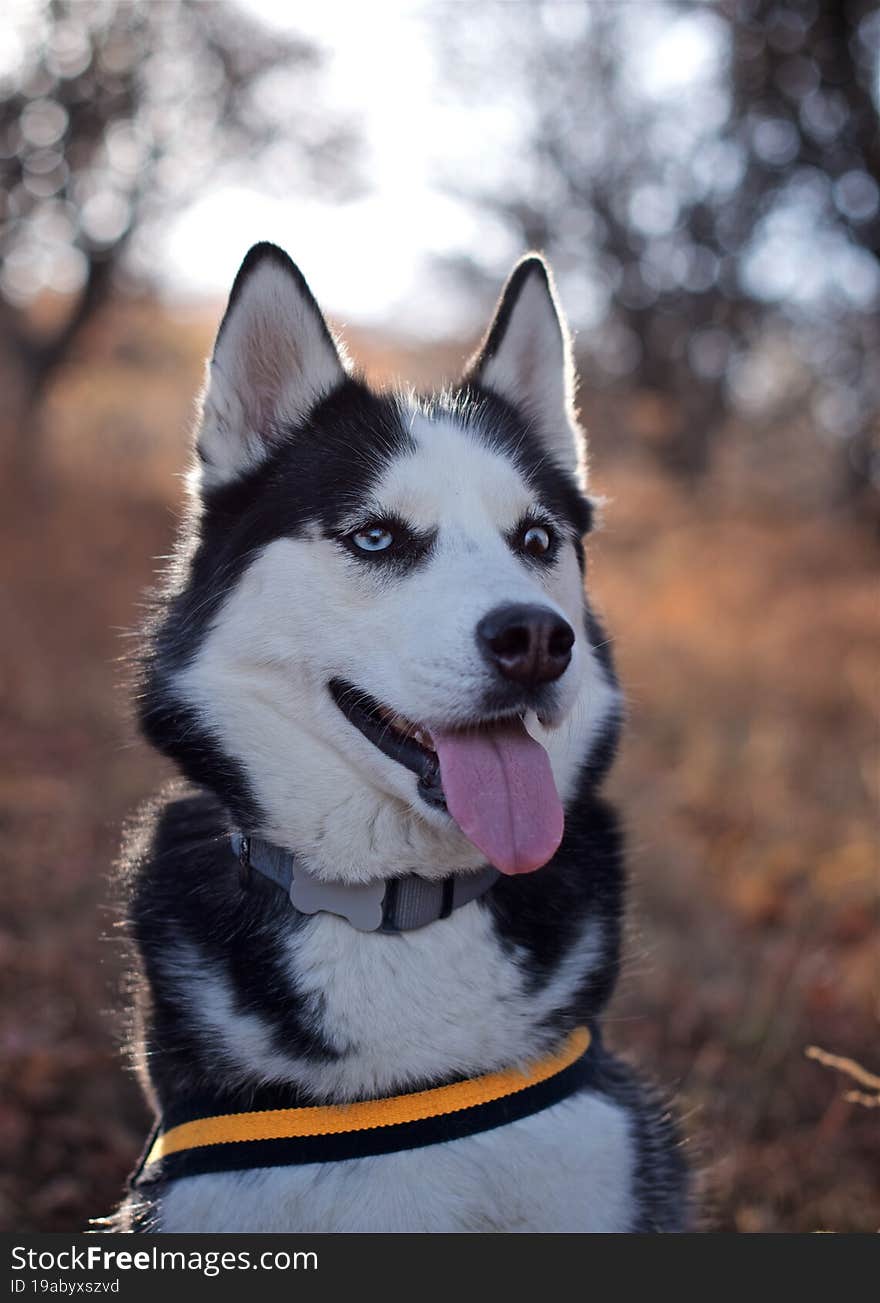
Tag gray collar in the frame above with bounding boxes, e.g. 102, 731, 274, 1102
232, 832, 499, 934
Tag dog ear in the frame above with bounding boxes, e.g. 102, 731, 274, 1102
465, 255, 584, 482
195, 243, 346, 488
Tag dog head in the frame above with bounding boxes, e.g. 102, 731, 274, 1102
141, 243, 620, 882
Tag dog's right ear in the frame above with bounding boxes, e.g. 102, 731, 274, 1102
195, 243, 346, 488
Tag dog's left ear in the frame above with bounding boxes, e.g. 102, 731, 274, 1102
465, 255, 584, 482
195, 242, 346, 488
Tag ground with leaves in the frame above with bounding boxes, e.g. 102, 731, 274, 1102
0, 303, 877, 1232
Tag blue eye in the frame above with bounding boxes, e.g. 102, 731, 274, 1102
352, 525, 394, 553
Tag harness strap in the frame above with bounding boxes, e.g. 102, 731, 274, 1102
132, 1027, 594, 1187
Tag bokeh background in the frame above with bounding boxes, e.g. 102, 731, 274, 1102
1, 0, 878, 1233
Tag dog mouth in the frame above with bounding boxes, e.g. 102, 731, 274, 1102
328, 678, 564, 876
328, 678, 445, 807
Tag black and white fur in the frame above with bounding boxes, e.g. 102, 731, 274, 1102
114, 244, 689, 1232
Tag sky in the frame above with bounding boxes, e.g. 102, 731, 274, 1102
11, 0, 864, 343
163, 0, 495, 334
0, 0, 731, 336
161, 0, 723, 335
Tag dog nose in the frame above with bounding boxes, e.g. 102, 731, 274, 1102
477, 604, 574, 688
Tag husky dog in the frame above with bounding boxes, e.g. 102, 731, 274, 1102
114, 243, 688, 1233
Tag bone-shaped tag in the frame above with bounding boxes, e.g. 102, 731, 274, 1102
289, 866, 386, 932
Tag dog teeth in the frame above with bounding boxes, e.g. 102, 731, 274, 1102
377, 706, 406, 730
380, 709, 415, 736
413, 727, 435, 752
375, 704, 435, 751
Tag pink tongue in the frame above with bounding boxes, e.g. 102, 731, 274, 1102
431, 719, 564, 876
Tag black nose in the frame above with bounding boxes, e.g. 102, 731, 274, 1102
477, 604, 574, 688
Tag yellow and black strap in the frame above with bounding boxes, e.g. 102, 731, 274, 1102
132, 1026, 595, 1187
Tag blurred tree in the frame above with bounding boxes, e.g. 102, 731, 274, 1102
435, 0, 879, 504
0, 0, 358, 468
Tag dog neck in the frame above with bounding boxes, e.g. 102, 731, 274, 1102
129, 784, 622, 1113
233, 830, 500, 933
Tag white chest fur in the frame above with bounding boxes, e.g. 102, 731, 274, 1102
167, 900, 607, 1100
148, 900, 633, 1233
